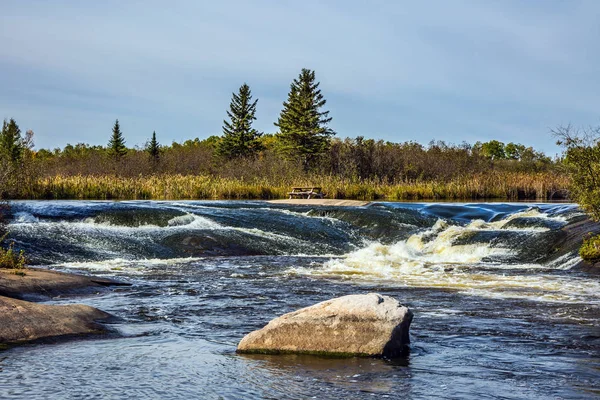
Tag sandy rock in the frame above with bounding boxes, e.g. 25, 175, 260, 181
237, 293, 412, 357
0, 295, 112, 344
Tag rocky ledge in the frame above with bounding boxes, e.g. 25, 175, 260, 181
0, 268, 127, 347
237, 293, 413, 358
0, 268, 130, 301
0, 295, 112, 345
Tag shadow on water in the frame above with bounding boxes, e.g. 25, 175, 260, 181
238, 353, 412, 395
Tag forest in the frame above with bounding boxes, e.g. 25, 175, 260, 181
0, 69, 569, 201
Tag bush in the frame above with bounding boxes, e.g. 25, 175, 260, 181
580, 234, 600, 263
553, 125, 600, 220
0, 241, 26, 270
0, 201, 26, 271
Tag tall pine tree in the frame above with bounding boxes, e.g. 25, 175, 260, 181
108, 119, 127, 159
217, 83, 263, 159
275, 68, 334, 170
146, 131, 161, 162
0, 118, 24, 163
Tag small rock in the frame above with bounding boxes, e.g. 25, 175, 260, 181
237, 293, 412, 357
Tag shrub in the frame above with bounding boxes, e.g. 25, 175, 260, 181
0, 201, 26, 271
553, 125, 600, 220
580, 234, 600, 263
0, 241, 26, 270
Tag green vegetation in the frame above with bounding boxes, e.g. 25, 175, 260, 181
0, 125, 566, 201
217, 83, 263, 159
1, 119, 25, 163
579, 234, 600, 263
275, 68, 335, 170
553, 125, 600, 219
108, 119, 127, 159
0, 119, 36, 199
475, 140, 546, 162
554, 124, 600, 264
0, 69, 571, 202
0, 242, 26, 271
0, 202, 26, 272
237, 347, 371, 358
146, 131, 161, 166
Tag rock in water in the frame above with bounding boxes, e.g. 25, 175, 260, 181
0, 295, 112, 344
237, 293, 412, 357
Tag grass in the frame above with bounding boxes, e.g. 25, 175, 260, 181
0, 238, 27, 273
580, 234, 600, 263
25, 171, 569, 201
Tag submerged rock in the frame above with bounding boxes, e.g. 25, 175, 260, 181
0, 295, 112, 345
237, 293, 412, 358
94, 208, 186, 227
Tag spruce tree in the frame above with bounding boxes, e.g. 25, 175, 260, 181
108, 119, 127, 159
146, 131, 160, 161
0, 118, 24, 163
275, 68, 335, 169
217, 83, 263, 159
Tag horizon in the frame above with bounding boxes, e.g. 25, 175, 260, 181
1, 1, 599, 155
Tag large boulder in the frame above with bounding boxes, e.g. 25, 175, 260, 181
237, 293, 412, 357
0, 295, 112, 345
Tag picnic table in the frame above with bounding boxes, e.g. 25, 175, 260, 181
288, 187, 324, 199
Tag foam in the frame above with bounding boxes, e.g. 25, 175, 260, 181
286, 210, 596, 304
51, 256, 205, 275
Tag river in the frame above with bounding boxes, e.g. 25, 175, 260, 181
0, 200, 599, 399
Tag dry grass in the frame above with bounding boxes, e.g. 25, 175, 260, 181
27, 172, 569, 201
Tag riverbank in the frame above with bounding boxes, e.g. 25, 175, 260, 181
0, 268, 128, 347
10, 171, 568, 201
268, 199, 371, 206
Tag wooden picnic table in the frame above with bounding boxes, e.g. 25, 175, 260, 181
288, 186, 324, 199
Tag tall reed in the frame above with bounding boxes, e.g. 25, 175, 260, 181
28, 172, 569, 201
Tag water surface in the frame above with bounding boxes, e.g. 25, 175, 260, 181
1, 201, 599, 399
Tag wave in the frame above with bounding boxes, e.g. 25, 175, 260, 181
49, 256, 207, 275
8, 200, 598, 304
284, 206, 597, 303
5, 201, 585, 273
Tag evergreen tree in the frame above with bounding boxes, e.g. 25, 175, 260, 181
0, 118, 24, 163
108, 119, 127, 159
146, 131, 160, 161
217, 83, 263, 159
275, 68, 335, 169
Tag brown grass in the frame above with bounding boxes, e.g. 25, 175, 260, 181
27, 171, 569, 201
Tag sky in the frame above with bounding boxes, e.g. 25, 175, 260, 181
1, 0, 599, 155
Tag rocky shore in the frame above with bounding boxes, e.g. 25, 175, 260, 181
0, 268, 128, 348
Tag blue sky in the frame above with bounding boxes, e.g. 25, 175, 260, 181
1, 0, 599, 154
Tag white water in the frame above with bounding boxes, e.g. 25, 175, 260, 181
288, 209, 600, 304
9, 201, 596, 303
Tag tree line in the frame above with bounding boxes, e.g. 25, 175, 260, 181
98, 68, 336, 170
0, 68, 562, 199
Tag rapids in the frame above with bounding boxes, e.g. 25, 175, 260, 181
0, 200, 598, 399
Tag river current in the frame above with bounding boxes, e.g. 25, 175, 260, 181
0, 200, 599, 399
